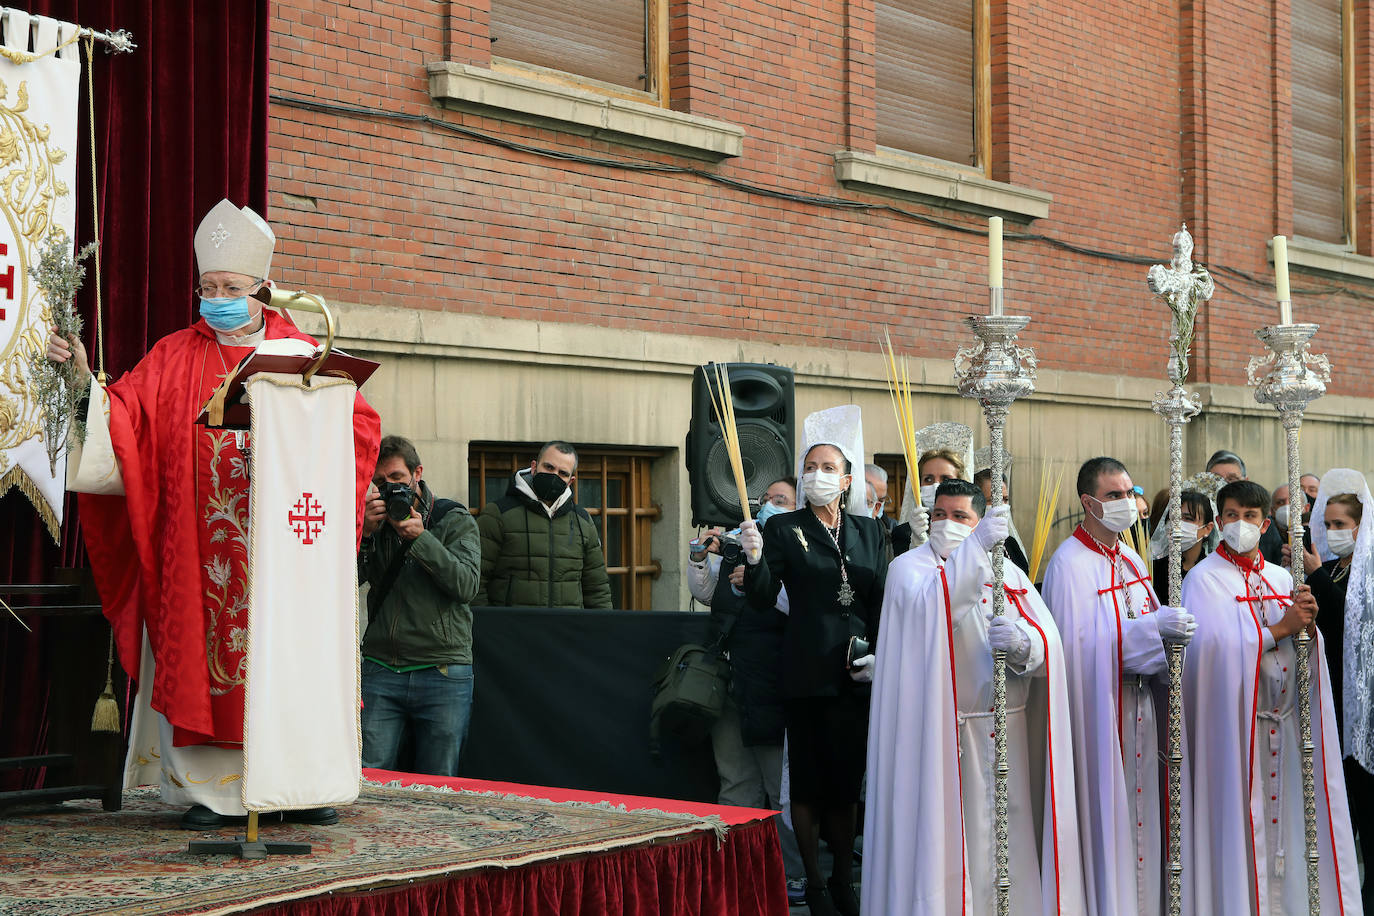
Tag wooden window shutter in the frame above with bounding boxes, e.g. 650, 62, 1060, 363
1292, 0, 1345, 244
490, 0, 648, 92
876, 0, 975, 166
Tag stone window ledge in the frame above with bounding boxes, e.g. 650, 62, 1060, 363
426, 62, 745, 161
833, 149, 1051, 221
1279, 236, 1374, 284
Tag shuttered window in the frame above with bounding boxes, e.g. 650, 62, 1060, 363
490, 0, 649, 93
876, 0, 978, 166
1291, 0, 1348, 244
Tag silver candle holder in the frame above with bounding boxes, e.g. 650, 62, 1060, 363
954, 311, 1036, 916
1147, 224, 1212, 916
1247, 320, 1331, 916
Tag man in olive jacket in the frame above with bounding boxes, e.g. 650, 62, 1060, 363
476, 441, 614, 609
358, 436, 481, 776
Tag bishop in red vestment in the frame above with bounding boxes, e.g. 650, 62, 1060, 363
49, 200, 381, 826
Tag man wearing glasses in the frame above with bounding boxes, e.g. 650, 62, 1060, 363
47, 199, 381, 830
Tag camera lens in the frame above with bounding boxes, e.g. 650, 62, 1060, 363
384, 483, 414, 521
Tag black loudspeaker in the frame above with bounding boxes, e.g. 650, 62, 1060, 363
686, 363, 795, 528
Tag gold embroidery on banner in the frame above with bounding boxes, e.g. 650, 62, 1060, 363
202, 430, 249, 694
165, 770, 185, 789
0, 75, 75, 533
218, 774, 243, 786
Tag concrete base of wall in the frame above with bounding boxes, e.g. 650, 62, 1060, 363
297, 300, 1374, 607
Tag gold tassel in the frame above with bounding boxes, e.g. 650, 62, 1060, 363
90, 630, 120, 733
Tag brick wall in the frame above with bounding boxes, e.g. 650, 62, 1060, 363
267, 0, 1374, 399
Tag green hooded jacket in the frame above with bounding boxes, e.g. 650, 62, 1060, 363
476, 469, 614, 609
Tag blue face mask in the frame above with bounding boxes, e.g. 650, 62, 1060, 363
199, 296, 253, 332
756, 501, 787, 527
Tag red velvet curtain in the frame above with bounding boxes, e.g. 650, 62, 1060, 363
1, 0, 269, 779
253, 822, 789, 916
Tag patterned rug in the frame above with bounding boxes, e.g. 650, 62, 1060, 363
0, 782, 725, 916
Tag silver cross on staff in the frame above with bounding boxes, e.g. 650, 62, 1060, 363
1147, 223, 1212, 916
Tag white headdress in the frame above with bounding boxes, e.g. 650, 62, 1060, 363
1309, 467, 1374, 771
897, 422, 974, 525
973, 444, 1011, 481
1148, 470, 1224, 561
797, 405, 867, 513
194, 199, 275, 279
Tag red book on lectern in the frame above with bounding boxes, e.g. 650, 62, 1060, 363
197, 338, 380, 429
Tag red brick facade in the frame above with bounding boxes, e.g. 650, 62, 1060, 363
267, 0, 1374, 397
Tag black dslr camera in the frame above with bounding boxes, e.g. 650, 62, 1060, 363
378, 481, 417, 521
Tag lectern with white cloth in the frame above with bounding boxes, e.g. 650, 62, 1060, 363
239, 368, 362, 814
189, 298, 374, 856
69, 294, 376, 857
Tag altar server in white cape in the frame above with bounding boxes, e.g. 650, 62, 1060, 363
1041, 456, 1197, 915
1182, 479, 1362, 915
862, 479, 1086, 916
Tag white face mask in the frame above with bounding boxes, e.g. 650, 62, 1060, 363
1327, 528, 1357, 558
1177, 521, 1201, 548
802, 470, 847, 507
1274, 505, 1290, 530
919, 483, 938, 509
928, 519, 973, 560
1089, 495, 1138, 534
1222, 519, 1262, 554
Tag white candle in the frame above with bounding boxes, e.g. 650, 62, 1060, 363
989, 217, 1003, 289
1273, 235, 1292, 324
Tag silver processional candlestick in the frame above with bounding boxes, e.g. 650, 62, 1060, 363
1248, 316, 1331, 916
1147, 224, 1213, 916
954, 295, 1036, 916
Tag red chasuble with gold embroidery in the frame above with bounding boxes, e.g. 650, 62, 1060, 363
80, 310, 381, 748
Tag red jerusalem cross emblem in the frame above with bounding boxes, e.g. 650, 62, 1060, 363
288, 493, 326, 545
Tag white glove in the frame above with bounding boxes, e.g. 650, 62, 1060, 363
907, 503, 930, 548
849, 654, 876, 683
973, 505, 1011, 551
739, 518, 763, 565
1155, 604, 1198, 645
987, 613, 1032, 664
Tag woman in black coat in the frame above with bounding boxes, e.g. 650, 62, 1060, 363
741, 442, 887, 916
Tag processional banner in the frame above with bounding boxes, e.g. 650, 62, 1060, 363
0, 9, 81, 540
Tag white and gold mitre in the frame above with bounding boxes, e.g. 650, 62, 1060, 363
194, 199, 275, 279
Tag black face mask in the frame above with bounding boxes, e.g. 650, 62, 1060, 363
531, 471, 568, 503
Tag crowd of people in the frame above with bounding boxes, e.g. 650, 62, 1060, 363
45, 198, 1369, 913
690, 408, 1371, 916
45, 201, 617, 828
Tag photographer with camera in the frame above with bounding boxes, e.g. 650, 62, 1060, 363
358, 435, 481, 777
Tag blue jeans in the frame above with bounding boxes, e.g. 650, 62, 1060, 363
361, 660, 474, 777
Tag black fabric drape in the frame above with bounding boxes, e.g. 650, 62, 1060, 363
1, 0, 269, 786
462, 608, 720, 803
